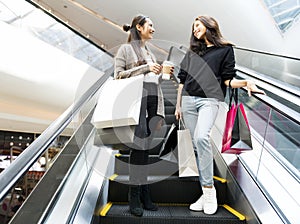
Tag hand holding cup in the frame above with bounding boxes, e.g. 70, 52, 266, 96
162, 61, 174, 80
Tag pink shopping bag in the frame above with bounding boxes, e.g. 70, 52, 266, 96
222, 90, 253, 154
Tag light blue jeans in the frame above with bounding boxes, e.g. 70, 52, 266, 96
182, 96, 219, 186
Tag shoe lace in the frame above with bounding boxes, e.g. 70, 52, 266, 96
204, 189, 215, 203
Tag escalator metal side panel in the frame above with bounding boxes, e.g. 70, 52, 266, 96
213, 148, 261, 224
9, 109, 96, 224
71, 146, 115, 224
44, 131, 100, 224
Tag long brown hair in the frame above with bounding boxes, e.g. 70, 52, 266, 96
190, 15, 233, 55
123, 14, 149, 65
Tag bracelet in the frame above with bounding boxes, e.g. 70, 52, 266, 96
229, 79, 233, 88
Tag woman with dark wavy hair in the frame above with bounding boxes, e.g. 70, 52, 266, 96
114, 14, 170, 217
175, 15, 264, 215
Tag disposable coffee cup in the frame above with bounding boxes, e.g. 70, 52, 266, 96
162, 61, 174, 80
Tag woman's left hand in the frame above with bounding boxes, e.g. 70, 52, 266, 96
149, 62, 162, 74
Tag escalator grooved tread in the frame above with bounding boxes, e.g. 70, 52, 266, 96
99, 204, 245, 224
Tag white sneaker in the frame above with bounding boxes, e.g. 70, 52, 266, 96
189, 195, 204, 211
202, 186, 218, 215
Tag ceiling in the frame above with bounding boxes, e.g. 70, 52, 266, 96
26, 0, 247, 53
28, 0, 300, 58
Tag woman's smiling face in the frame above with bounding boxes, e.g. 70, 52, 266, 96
193, 20, 207, 40
138, 18, 155, 41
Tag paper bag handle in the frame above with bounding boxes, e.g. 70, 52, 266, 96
179, 118, 186, 130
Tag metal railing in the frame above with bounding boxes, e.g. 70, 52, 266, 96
0, 66, 113, 202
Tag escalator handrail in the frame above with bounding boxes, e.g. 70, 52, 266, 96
0, 66, 113, 202
236, 65, 300, 98
236, 67, 300, 125
239, 84, 300, 125
234, 46, 300, 61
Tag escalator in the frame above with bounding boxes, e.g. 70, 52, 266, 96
2, 46, 299, 223
5, 70, 248, 224
93, 76, 246, 223
1, 0, 299, 222
88, 65, 299, 224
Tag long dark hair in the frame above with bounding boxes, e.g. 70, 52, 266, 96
123, 14, 149, 65
190, 15, 233, 56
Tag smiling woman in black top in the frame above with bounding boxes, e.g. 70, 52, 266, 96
175, 15, 265, 215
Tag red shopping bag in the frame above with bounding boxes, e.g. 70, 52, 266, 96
222, 89, 253, 154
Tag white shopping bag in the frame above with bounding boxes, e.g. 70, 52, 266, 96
92, 75, 144, 129
94, 126, 135, 145
177, 119, 199, 177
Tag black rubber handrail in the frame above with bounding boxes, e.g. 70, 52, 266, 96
234, 46, 300, 61
239, 85, 300, 125
0, 66, 113, 202
236, 65, 300, 98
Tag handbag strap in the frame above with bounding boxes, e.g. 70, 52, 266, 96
228, 88, 238, 109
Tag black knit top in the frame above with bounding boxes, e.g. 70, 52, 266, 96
178, 45, 236, 101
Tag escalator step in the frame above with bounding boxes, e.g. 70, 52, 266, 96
114, 155, 178, 176
163, 93, 178, 99
108, 175, 227, 204
164, 99, 177, 106
165, 106, 175, 114
162, 89, 178, 94
161, 80, 178, 87
164, 114, 176, 124
99, 203, 246, 224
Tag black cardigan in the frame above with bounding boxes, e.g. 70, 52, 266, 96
178, 45, 236, 101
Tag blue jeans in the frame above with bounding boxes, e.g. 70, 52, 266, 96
182, 96, 219, 186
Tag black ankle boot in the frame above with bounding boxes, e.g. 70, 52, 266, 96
140, 185, 158, 211
129, 186, 143, 216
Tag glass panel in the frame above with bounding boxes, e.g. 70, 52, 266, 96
262, 0, 300, 32
238, 88, 300, 223
238, 88, 300, 179
239, 90, 271, 139
0, 1, 111, 221
265, 109, 300, 174
0, 0, 112, 72
234, 48, 300, 90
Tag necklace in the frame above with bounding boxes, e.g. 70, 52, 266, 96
141, 46, 154, 62
142, 47, 150, 55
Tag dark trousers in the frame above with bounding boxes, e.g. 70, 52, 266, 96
129, 94, 162, 185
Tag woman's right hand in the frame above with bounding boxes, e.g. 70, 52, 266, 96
175, 105, 182, 120
148, 62, 162, 74
246, 80, 266, 96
